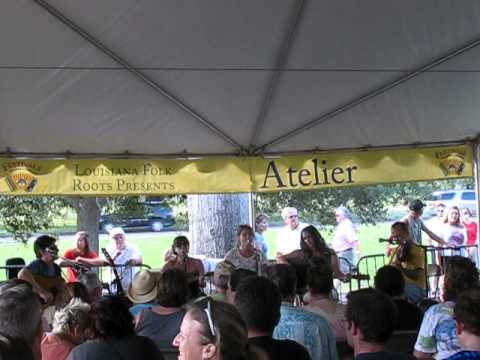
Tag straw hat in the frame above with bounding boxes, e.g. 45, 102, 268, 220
127, 269, 158, 304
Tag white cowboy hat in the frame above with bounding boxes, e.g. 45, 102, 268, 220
127, 269, 158, 304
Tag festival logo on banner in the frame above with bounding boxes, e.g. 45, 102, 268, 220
435, 149, 466, 176
2, 162, 41, 192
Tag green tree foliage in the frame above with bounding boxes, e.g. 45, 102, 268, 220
255, 178, 474, 226
101, 196, 146, 221
0, 196, 65, 242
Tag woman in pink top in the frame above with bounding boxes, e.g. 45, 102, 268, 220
41, 299, 92, 360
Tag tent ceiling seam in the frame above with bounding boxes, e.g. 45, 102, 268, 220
5, 66, 480, 73
254, 34, 480, 154
249, 0, 306, 149
31, 0, 245, 153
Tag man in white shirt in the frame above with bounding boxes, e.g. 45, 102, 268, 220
275, 207, 308, 256
332, 206, 359, 273
77, 227, 143, 292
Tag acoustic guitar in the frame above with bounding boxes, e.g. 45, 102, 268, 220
33, 275, 66, 307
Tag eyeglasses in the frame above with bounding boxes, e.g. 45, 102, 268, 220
204, 301, 216, 336
288, 215, 298, 219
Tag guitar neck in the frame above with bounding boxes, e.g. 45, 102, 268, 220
101, 248, 125, 296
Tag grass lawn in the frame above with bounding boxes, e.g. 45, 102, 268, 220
0, 223, 392, 281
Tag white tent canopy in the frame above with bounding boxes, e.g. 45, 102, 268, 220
2, 0, 480, 158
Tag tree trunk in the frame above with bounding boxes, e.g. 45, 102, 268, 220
187, 193, 250, 258
66, 197, 101, 253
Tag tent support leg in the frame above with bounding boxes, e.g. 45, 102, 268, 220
473, 138, 480, 267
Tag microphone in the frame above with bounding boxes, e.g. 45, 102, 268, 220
378, 238, 392, 243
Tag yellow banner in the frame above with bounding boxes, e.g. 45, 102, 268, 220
253, 145, 473, 192
0, 145, 473, 195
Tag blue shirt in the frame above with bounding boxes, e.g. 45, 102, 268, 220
129, 303, 155, 317
273, 303, 338, 360
447, 351, 480, 360
255, 232, 268, 257
415, 302, 460, 359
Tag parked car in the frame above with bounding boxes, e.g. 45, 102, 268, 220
99, 204, 175, 232
426, 189, 477, 216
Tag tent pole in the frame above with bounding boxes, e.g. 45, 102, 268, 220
248, 193, 256, 228
473, 138, 480, 266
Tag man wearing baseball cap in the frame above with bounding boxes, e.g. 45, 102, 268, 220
401, 199, 446, 246
76, 227, 143, 292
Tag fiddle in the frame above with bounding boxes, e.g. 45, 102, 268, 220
395, 240, 411, 263
379, 236, 411, 263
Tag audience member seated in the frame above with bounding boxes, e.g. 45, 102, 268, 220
277, 225, 347, 290
135, 269, 188, 349
226, 268, 256, 304
41, 299, 91, 360
225, 225, 267, 275
446, 289, 480, 359
128, 269, 158, 316
345, 288, 414, 360
76, 272, 103, 303
387, 222, 427, 305
414, 256, 479, 359
304, 259, 347, 341
417, 298, 439, 314
267, 263, 338, 360
65, 282, 90, 304
374, 265, 423, 331
68, 295, 163, 360
162, 236, 205, 297
0, 279, 42, 360
211, 261, 235, 302
0, 334, 34, 360
234, 276, 311, 360
173, 298, 263, 360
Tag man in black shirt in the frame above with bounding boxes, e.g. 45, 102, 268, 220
234, 276, 311, 360
374, 265, 423, 330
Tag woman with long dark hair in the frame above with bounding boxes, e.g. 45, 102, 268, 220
61, 231, 97, 282
277, 225, 346, 291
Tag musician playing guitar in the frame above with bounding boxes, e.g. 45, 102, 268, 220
18, 235, 64, 303
162, 236, 205, 291
277, 225, 351, 291
386, 221, 426, 304
75, 227, 142, 291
